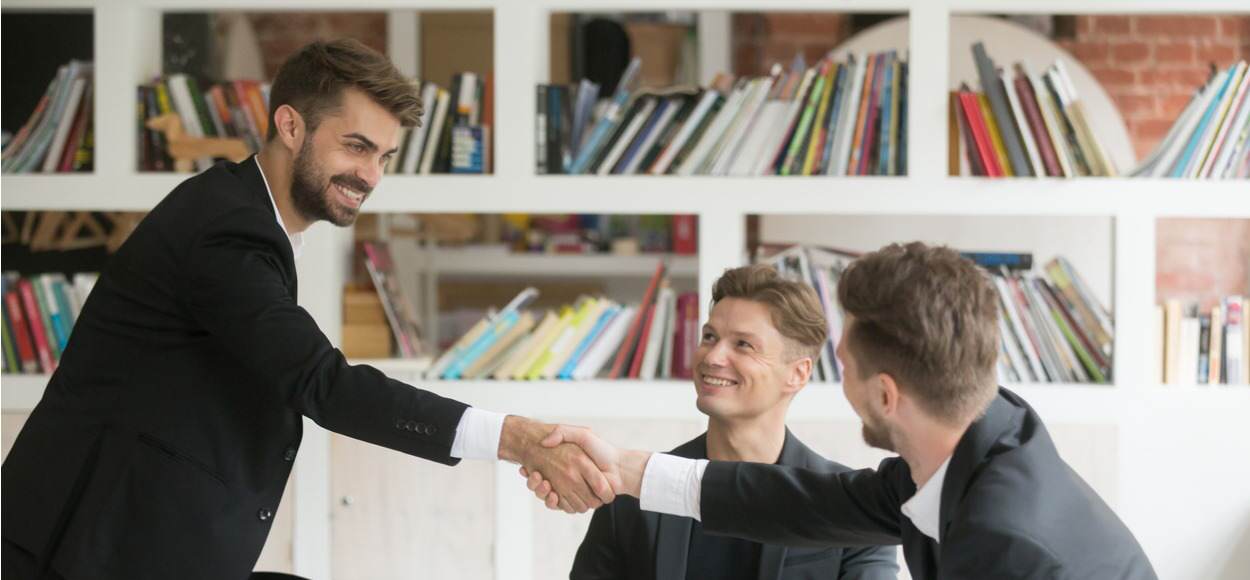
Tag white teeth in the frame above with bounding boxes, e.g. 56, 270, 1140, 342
337, 184, 363, 202
702, 375, 737, 387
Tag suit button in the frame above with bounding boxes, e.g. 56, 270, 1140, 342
283, 447, 297, 462
405, 421, 418, 432
258, 508, 273, 521
395, 419, 405, 430
423, 424, 437, 435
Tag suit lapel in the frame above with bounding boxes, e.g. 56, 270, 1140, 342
937, 389, 1023, 542
655, 513, 693, 579
231, 155, 298, 298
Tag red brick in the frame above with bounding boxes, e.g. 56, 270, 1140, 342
733, 44, 763, 76
1112, 41, 1150, 64
1136, 16, 1218, 38
1114, 94, 1156, 119
1093, 16, 1132, 36
1154, 42, 1196, 64
1066, 41, 1111, 65
733, 14, 766, 38
1161, 93, 1202, 114
762, 13, 847, 38
1087, 66, 1135, 89
1197, 44, 1238, 66
1218, 16, 1248, 37
1076, 15, 1094, 36
1139, 68, 1212, 91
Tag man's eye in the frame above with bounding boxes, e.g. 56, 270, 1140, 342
701, 332, 715, 343
349, 143, 365, 153
737, 340, 754, 350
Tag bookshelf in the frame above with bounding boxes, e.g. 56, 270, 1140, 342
3, 1, 1250, 579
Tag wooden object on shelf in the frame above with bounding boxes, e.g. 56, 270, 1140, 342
145, 113, 249, 173
342, 284, 392, 358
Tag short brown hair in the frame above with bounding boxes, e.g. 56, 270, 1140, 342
267, 38, 422, 141
838, 242, 999, 424
712, 264, 828, 360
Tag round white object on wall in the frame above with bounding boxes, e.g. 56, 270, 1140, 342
830, 15, 1137, 172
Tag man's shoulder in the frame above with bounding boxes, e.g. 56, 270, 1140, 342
149, 160, 276, 239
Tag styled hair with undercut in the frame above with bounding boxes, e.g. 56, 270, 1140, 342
266, 38, 422, 141
837, 242, 999, 424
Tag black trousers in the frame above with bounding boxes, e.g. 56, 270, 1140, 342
2, 538, 66, 580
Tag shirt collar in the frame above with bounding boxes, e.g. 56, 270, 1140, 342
254, 156, 304, 259
900, 456, 952, 543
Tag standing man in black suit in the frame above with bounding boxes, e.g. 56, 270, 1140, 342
528, 243, 1158, 579
2, 39, 612, 580
567, 265, 897, 580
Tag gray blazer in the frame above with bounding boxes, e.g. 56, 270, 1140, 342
571, 429, 899, 580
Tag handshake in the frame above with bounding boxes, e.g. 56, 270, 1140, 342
500, 416, 650, 513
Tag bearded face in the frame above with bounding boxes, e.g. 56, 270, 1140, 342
290, 133, 373, 227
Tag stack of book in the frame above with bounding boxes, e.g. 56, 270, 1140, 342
951, 43, 1116, 177
538, 50, 908, 176
1158, 296, 1249, 385
425, 262, 698, 381
501, 214, 697, 255
387, 73, 492, 175
3, 61, 94, 174
758, 245, 1113, 385
1133, 61, 1250, 179
2, 272, 98, 375
137, 75, 270, 172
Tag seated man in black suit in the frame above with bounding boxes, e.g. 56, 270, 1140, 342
567, 265, 897, 580
530, 242, 1158, 580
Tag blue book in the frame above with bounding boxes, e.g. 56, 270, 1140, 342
614, 99, 669, 174
1171, 65, 1235, 177
442, 311, 519, 380
568, 58, 642, 174
876, 53, 895, 175
819, 62, 849, 172
557, 305, 620, 379
51, 278, 75, 350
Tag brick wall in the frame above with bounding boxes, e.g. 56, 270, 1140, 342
246, 13, 388, 79
1157, 219, 1250, 308
732, 13, 852, 76
1056, 15, 1250, 160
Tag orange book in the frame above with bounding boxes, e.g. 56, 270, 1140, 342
847, 54, 878, 175
627, 302, 658, 378
959, 91, 1001, 176
608, 262, 665, 379
978, 93, 1013, 177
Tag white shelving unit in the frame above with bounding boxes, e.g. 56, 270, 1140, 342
3, 1, 1250, 579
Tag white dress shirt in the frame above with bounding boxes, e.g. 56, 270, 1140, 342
255, 157, 504, 460
639, 452, 953, 543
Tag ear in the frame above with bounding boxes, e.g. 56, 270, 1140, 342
876, 372, 901, 418
272, 104, 305, 152
784, 355, 813, 395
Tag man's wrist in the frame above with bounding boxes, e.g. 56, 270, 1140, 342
498, 415, 544, 463
619, 450, 652, 497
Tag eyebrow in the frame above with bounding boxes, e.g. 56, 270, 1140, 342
344, 133, 399, 156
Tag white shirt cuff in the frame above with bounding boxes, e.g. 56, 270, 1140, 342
449, 407, 506, 461
639, 453, 709, 521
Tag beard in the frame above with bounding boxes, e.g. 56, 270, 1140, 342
860, 406, 896, 452
290, 137, 371, 227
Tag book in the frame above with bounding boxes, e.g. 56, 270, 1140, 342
361, 242, 424, 358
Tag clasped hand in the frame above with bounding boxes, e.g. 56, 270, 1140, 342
516, 424, 649, 513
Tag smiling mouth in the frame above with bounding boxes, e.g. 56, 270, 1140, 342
334, 182, 366, 208
700, 373, 740, 387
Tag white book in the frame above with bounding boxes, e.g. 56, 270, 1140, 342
166, 74, 213, 171
1134, 90, 1204, 176
831, 59, 867, 176
755, 67, 817, 176
1178, 317, 1200, 386
41, 76, 86, 173
418, 89, 451, 174
542, 299, 611, 379
1242, 297, 1250, 385
1210, 76, 1250, 178
1002, 68, 1043, 178
1201, 63, 1250, 178
1153, 305, 1164, 385
493, 310, 558, 380
597, 98, 656, 176
402, 82, 439, 173
1053, 60, 1115, 176
537, 298, 601, 379
1226, 297, 1245, 385
651, 90, 719, 174
72, 273, 98, 311
639, 288, 674, 380
573, 305, 636, 380
709, 77, 775, 175
997, 317, 1028, 383
1160, 73, 1223, 177
729, 100, 786, 176
620, 97, 680, 175
677, 83, 748, 175
1028, 71, 1075, 178
994, 276, 1044, 383
458, 72, 478, 123
659, 291, 678, 378
1183, 68, 1235, 177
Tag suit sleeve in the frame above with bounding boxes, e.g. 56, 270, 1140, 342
837, 544, 899, 580
569, 503, 627, 580
183, 207, 469, 465
941, 526, 1062, 580
701, 457, 908, 549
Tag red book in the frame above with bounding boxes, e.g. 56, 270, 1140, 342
857, 54, 886, 176
608, 262, 665, 379
627, 302, 658, 378
58, 83, 93, 172
671, 215, 697, 255
959, 91, 1002, 177
1013, 67, 1062, 177
671, 292, 699, 379
17, 280, 55, 373
5, 291, 39, 373
847, 55, 878, 175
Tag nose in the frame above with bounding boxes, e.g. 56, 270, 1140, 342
359, 158, 382, 191
702, 340, 730, 367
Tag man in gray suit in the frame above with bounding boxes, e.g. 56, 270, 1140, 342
566, 265, 896, 580
530, 243, 1157, 579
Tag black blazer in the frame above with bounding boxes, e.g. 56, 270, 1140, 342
572, 430, 898, 580
699, 389, 1157, 580
2, 158, 470, 580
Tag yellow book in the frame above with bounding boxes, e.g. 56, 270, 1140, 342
528, 297, 598, 380
802, 62, 838, 175
514, 305, 575, 380
427, 309, 495, 379
493, 310, 558, 380
463, 311, 537, 380
978, 93, 1013, 177
540, 298, 613, 380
